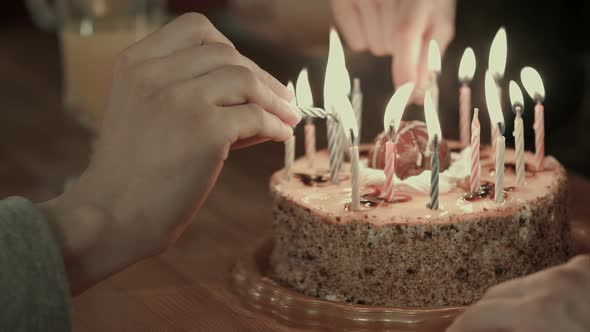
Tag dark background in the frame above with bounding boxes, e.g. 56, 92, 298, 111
1, 1, 589, 176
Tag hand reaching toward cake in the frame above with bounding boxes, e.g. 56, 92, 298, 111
447, 255, 590, 332
38, 13, 300, 294
330, 0, 456, 91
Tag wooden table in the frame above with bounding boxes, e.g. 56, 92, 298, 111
1, 23, 589, 332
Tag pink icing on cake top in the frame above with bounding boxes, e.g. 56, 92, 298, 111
270, 148, 563, 226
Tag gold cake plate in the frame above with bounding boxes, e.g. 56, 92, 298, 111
231, 222, 590, 332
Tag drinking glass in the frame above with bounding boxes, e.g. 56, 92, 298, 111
26, 0, 167, 132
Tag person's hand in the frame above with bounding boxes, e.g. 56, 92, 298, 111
38, 13, 301, 294
331, 0, 456, 90
447, 255, 590, 332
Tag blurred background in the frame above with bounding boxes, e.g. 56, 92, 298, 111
0, 0, 588, 203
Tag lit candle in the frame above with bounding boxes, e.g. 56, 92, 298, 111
458, 47, 476, 147
323, 28, 351, 184
470, 108, 481, 194
424, 91, 442, 210
382, 83, 415, 202
334, 94, 360, 210
509, 81, 526, 187
521, 67, 546, 171
296, 68, 316, 168
284, 82, 297, 180
488, 27, 507, 152
485, 71, 506, 204
351, 78, 363, 141
428, 40, 442, 111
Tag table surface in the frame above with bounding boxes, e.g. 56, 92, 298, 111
1, 24, 589, 332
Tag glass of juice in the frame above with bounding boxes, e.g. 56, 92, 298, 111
26, 0, 167, 132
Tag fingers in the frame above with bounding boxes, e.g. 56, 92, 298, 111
381, 0, 400, 52
391, 0, 432, 88
231, 137, 272, 150
139, 43, 291, 100
223, 104, 293, 145
206, 66, 301, 125
122, 13, 234, 64
356, 0, 387, 56
446, 299, 517, 332
330, 0, 367, 51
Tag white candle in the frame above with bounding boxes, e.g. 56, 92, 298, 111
458, 47, 476, 147
350, 143, 360, 211
284, 135, 295, 180
494, 135, 505, 203
485, 71, 506, 204
323, 28, 351, 183
351, 78, 363, 141
509, 80, 526, 187
521, 67, 546, 171
488, 27, 507, 152
382, 83, 414, 202
333, 91, 360, 211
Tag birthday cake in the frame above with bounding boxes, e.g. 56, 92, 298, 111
268, 123, 572, 307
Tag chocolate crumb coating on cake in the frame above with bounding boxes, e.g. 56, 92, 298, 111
269, 148, 572, 307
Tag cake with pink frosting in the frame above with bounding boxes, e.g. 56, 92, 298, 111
269, 122, 572, 307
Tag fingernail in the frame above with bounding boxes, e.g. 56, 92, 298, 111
283, 100, 302, 122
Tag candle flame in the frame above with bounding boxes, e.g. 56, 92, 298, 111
458, 47, 476, 82
488, 27, 507, 80
485, 71, 505, 132
334, 93, 358, 145
383, 83, 414, 134
287, 81, 297, 106
323, 28, 351, 110
427, 40, 441, 73
520, 66, 545, 102
296, 68, 313, 108
424, 91, 442, 142
509, 80, 524, 113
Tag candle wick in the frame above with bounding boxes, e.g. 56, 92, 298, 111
497, 122, 505, 136
432, 134, 439, 150
389, 123, 395, 141
350, 129, 356, 146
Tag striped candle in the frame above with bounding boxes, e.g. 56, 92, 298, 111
383, 140, 396, 202
428, 135, 440, 210
351, 78, 363, 141
514, 107, 525, 187
327, 113, 343, 183
491, 122, 499, 155
534, 102, 545, 171
494, 134, 506, 203
350, 144, 361, 211
304, 119, 316, 168
470, 108, 481, 193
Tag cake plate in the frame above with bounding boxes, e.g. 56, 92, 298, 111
231, 221, 590, 332
230, 239, 467, 332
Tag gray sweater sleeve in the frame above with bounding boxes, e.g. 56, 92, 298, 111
0, 197, 71, 332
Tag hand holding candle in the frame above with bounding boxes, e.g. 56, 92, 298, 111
509, 81, 526, 187
382, 83, 415, 202
424, 91, 442, 210
521, 67, 546, 171
458, 47, 476, 147
485, 71, 506, 204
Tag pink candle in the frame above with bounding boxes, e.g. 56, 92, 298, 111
304, 119, 316, 168
459, 84, 471, 147
534, 101, 545, 171
383, 140, 396, 202
470, 108, 481, 193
